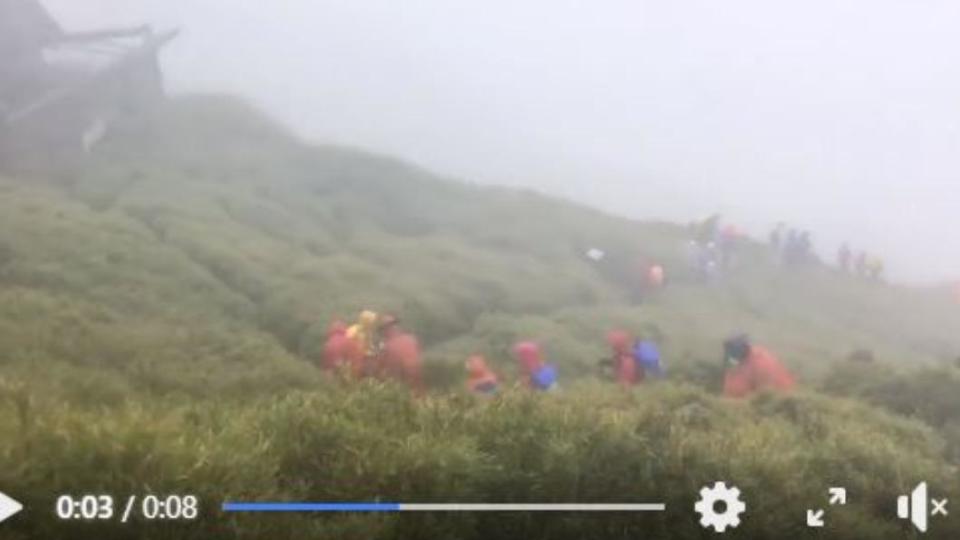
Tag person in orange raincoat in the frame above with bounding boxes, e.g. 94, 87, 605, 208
379, 315, 424, 395
722, 334, 795, 398
465, 355, 499, 395
607, 330, 641, 387
322, 320, 359, 373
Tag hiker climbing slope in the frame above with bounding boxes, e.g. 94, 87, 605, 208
322, 320, 361, 374
513, 341, 558, 391
379, 315, 424, 395
722, 334, 795, 398
607, 330, 640, 387
465, 355, 499, 395
634, 337, 663, 378
347, 310, 379, 355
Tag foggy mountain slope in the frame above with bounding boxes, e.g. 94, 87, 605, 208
3, 95, 960, 540
1, 94, 959, 401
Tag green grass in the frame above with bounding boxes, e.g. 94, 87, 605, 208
0, 382, 953, 539
0, 95, 958, 538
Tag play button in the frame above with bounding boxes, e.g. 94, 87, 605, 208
0, 492, 22, 524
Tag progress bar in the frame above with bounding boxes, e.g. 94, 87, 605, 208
222, 502, 666, 513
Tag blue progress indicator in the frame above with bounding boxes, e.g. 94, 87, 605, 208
223, 502, 400, 512
222, 502, 665, 513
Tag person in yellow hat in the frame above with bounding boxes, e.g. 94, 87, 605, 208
346, 310, 379, 376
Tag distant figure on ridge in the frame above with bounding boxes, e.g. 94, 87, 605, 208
719, 224, 741, 268
866, 256, 885, 281
647, 263, 666, 289
769, 223, 785, 251
854, 252, 868, 278
697, 214, 721, 244
782, 229, 799, 265
797, 231, 813, 264
837, 243, 852, 273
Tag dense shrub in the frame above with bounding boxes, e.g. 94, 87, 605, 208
821, 361, 960, 464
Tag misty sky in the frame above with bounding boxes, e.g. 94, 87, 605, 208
46, 1, 960, 283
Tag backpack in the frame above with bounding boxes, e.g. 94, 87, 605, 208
532, 364, 558, 390
633, 340, 663, 377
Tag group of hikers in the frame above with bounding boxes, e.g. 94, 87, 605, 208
631, 214, 892, 291
585, 249, 667, 302
320, 215, 848, 400
688, 214, 745, 281
769, 223, 886, 280
322, 310, 425, 395
321, 310, 797, 400
836, 243, 885, 281
769, 223, 817, 267
317, 215, 960, 401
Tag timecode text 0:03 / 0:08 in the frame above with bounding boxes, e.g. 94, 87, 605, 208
55, 495, 200, 522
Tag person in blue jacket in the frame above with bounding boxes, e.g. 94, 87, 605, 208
633, 338, 664, 378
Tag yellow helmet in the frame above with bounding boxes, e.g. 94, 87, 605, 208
359, 310, 378, 328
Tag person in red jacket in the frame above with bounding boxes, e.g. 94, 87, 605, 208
322, 320, 360, 373
607, 330, 641, 387
722, 334, 796, 398
379, 315, 424, 395
513, 341, 543, 388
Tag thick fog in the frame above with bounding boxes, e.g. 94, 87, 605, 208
46, 1, 960, 283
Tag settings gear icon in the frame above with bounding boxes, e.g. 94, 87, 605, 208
694, 481, 746, 533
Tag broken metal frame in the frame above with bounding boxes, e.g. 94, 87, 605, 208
2, 26, 179, 127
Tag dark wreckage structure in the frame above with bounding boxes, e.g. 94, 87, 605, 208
0, 0, 177, 170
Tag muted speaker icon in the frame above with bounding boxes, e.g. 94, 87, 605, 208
897, 482, 948, 533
